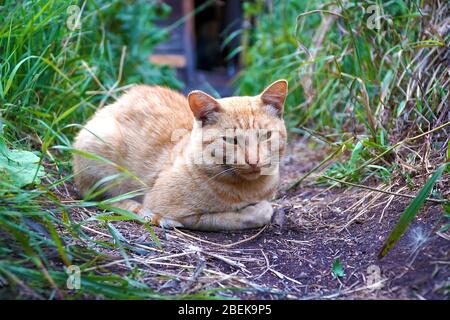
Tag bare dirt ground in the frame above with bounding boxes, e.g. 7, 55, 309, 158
65, 138, 449, 300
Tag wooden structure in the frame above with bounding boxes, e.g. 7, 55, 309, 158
151, 0, 242, 93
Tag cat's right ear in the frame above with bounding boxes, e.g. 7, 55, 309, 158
260, 79, 288, 117
188, 90, 222, 125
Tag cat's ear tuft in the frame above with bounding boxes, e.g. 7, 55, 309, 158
188, 90, 222, 125
260, 79, 288, 117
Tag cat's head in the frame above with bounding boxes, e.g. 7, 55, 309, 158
187, 80, 288, 181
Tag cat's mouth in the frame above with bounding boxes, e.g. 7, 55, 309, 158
220, 163, 273, 179
220, 165, 261, 176
236, 167, 262, 180
240, 167, 261, 175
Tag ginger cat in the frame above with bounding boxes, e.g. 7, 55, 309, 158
73, 80, 288, 231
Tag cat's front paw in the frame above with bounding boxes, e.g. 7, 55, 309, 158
241, 201, 274, 228
140, 208, 183, 229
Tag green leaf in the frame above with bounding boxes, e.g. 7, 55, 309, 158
94, 204, 161, 248
440, 223, 450, 233
443, 203, 450, 215
379, 164, 447, 259
107, 223, 131, 269
0, 142, 45, 187
396, 101, 407, 117
332, 257, 345, 278
439, 206, 450, 233
447, 140, 449, 165
349, 141, 364, 168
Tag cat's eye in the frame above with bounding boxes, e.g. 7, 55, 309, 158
259, 131, 272, 141
223, 136, 238, 144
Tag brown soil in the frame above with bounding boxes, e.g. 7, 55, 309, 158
65, 138, 449, 300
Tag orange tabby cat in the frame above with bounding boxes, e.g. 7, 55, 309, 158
73, 80, 288, 231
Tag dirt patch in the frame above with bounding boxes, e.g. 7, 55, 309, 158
61, 138, 448, 299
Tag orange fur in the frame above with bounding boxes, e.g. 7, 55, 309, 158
73, 80, 288, 231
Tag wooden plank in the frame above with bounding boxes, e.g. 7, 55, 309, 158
182, 0, 196, 82
149, 54, 187, 68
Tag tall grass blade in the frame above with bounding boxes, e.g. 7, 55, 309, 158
378, 164, 447, 259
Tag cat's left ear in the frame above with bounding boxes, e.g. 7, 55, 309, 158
260, 79, 288, 117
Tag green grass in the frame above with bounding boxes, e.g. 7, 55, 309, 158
0, 0, 193, 299
238, 0, 449, 184
379, 164, 447, 259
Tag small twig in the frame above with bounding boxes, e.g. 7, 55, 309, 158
379, 186, 407, 223
203, 252, 249, 273
340, 185, 392, 230
284, 140, 349, 193
80, 225, 163, 253
295, 126, 335, 145
254, 250, 271, 280
173, 225, 268, 248
181, 254, 206, 293
269, 268, 304, 286
321, 175, 445, 203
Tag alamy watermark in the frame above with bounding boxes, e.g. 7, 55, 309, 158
66, 265, 81, 290
66, 5, 82, 31
365, 4, 393, 30
366, 264, 384, 290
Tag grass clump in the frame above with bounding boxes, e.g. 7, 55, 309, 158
0, 0, 189, 299
238, 0, 449, 185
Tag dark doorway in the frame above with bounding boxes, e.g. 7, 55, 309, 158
152, 0, 243, 97
195, 0, 241, 74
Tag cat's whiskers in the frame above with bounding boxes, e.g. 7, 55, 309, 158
183, 166, 238, 210
202, 166, 237, 185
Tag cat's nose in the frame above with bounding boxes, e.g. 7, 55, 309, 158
249, 163, 258, 170
245, 152, 259, 167
246, 156, 260, 170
